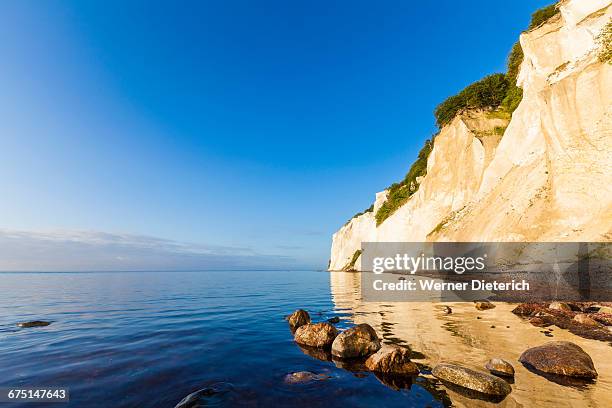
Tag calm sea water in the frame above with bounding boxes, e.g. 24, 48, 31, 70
0, 271, 443, 408
1, 271, 610, 407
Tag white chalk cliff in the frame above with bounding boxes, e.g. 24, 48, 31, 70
330, 0, 612, 271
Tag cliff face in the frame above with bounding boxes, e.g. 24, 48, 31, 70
330, 0, 612, 271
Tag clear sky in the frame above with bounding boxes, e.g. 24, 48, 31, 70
0, 0, 553, 270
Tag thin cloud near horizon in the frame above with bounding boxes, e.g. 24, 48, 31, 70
0, 229, 303, 272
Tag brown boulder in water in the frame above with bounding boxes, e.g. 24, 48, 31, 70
364, 345, 418, 376
294, 322, 338, 348
331, 323, 381, 359
519, 341, 597, 379
287, 309, 310, 329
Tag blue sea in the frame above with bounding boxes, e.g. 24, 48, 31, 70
1, 271, 610, 407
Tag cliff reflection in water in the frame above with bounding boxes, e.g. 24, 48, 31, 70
329, 271, 612, 408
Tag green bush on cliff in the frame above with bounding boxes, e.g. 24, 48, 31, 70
506, 41, 524, 85
375, 138, 433, 225
345, 204, 374, 225
528, 3, 559, 30
344, 249, 362, 271
597, 19, 612, 63
372, 2, 562, 227
434, 74, 509, 127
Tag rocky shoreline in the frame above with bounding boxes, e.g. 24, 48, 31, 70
283, 302, 604, 404
512, 302, 612, 342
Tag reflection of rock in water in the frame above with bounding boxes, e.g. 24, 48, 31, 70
297, 344, 332, 362
372, 372, 414, 391
329, 271, 612, 408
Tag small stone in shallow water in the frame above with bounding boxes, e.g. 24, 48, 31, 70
174, 382, 234, 408
327, 316, 340, 324
443, 306, 452, 314
519, 341, 597, 379
432, 363, 511, 396
475, 301, 495, 310
17, 321, 51, 328
485, 358, 515, 377
284, 371, 329, 384
288, 309, 311, 329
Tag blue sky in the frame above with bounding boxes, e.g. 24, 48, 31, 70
0, 1, 552, 270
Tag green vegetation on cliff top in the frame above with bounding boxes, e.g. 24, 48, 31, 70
349, 3, 561, 227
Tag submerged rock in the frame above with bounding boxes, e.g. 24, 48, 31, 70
284, 371, 329, 384
16, 321, 51, 328
485, 358, 515, 377
331, 323, 381, 359
364, 345, 419, 376
294, 322, 338, 348
474, 301, 495, 310
288, 309, 311, 329
327, 316, 340, 324
519, 341, 597, 379
432, 363, 511, 396
174, 382, 234, 408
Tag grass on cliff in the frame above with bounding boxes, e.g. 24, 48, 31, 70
375, 138, 433, 225
528, 3, 559, 30
597, 19, 612, 63
344, 250, 362, 271
345, 204, 374, 226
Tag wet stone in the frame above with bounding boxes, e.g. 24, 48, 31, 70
432, 363, 511, 396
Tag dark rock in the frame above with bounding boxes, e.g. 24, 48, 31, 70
283, 371, 329, 384
432, 363, 511, 396
364, 345, 419, 376
512, 303, 545, 316
485, 358, 515, 377
443, 306, 452, 314
288, 309, 310, 329
529, 317, 550, 327
16, 321, 51, 328
294, 322, 338, 348
519, 341, 597, 379
174, 383, 234, 408
327, 316, 340, 324
475, 301, 495, 310
331, 323, 381, 359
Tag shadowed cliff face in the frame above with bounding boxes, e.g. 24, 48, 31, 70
330, 0, 612, 271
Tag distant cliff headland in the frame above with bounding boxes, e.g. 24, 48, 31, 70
330, 0, 612, 271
